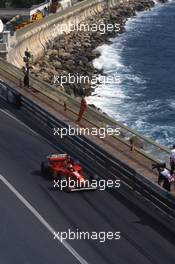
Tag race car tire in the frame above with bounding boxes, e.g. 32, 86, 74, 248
41, 162, 51, 178
41, 162, 47, 176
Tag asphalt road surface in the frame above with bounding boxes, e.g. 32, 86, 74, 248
0, 100, 175, 264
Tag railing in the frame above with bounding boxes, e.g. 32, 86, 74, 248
0, 58, 171, 168
0, 76, 175, 232
0, 43, 7, 53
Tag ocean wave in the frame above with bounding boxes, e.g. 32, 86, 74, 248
133, 120, 175, 147
88, 1, 175, 148
93, 45, 123, 70
169, 100, 175, 109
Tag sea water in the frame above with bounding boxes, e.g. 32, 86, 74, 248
87, 0, 175, 148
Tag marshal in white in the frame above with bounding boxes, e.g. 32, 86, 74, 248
0, 19, 3, 33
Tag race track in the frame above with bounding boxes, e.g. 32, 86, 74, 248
0, 100, 175, 264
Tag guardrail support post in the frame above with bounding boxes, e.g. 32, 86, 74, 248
130, 138, 134, 152
64, 102, 67, 111
19, 79, 23, 88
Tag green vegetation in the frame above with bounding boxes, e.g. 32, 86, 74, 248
0, 0, 44, 8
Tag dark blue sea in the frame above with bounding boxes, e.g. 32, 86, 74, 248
88, 0, 175, 148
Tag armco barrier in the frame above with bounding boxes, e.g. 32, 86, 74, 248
8, 0, 105, 66
0, 59, 171, 166
17, 94, 175, 222
0, 79, 175, 230
0, 79, 21, 108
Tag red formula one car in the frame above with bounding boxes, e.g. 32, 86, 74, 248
41, 154, 97, 192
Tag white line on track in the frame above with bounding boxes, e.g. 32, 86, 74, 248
0, 174, 88, 264
0, 109, 88, 263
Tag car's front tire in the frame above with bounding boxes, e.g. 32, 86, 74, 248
41, 162, 47, 176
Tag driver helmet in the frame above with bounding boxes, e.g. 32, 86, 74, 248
68, 164, 74, 171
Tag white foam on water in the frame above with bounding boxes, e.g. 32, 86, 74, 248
134, 120, 175, 148
88, 39, 146, 112
168, 99, 175, 109
93, 44, 124, 71
125, 74, 146, 84
153, 0, 159, 4
88, 1, 175, 147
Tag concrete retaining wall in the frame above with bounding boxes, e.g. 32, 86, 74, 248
7, 0, 109, 68
6, 0, 128, 68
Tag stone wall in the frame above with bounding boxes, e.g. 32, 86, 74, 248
7, 0, 111, 68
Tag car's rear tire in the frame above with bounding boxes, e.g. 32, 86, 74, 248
41, 162, 47, 176
41, 161, 52, 179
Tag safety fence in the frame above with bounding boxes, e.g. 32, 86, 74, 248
0, 76, 175, 232
0, 58, 171, 167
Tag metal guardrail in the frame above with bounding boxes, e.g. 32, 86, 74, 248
2, 0, 170, 163
0, 43, 7, 53
21, 95, 175, 219
0, 59, 171, 166
0, 77, 175, 230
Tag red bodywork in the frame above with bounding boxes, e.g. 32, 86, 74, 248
42, 154, 96, 192
47, 154, 85, 181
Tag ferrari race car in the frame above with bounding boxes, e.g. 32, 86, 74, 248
41, 154, 97, 192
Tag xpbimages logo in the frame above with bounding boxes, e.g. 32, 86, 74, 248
53, 73, 120, 88
53, 178, 121, 191
52, 22, 121, 36
53, 125, 121, 139
54, 229, 121, 243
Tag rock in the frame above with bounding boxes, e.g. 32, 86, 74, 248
47, 49, 58, 56
58, 49, 71, 58
31, 65, 40, 74
77, 56, 89, 64
40, 72, 50, 82
83, 42, 92, 48
41, 60, 51, 68
73, 42, 82, 48
53, 61, 62, 69
66, 59, 75, 66
32, 0, 166, 99
57, 48, 65, 55
92, 49, 101, 58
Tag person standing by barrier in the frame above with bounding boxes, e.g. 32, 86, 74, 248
160, 165, 173, 192
170, 145, 175, 175
129, 137, 134, 151
152, 163, 174, 192
23, 48, 32, 88
76, 96, 87, 122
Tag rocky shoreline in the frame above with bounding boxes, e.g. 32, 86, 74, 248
31, 0, 168, 97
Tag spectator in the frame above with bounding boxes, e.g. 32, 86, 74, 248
170, 144, 175, 175
76, 96, 87, 122
159, 166, 173, 192
152, 162, 174, 192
